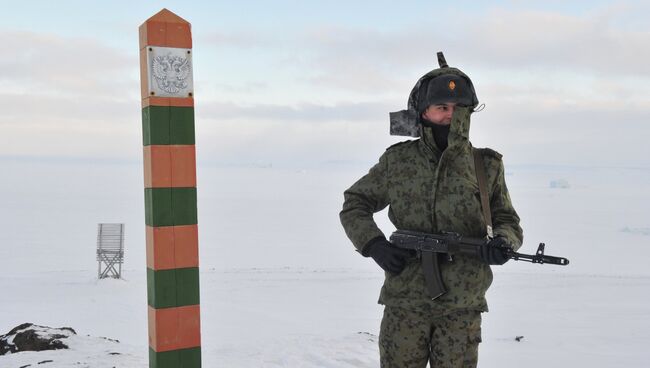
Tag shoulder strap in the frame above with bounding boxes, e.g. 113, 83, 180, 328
473, 148, 494, 238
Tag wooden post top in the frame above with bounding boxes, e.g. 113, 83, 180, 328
139, 8, 192, 50
139, 8, 194, 106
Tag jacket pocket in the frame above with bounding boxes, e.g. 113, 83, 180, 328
382, 258, 420, 298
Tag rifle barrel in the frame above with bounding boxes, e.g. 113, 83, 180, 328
507, 250, 569, 265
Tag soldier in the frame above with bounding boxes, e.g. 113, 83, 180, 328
339, 53, 523, 367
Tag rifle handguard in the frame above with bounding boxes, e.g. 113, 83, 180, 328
389, 230, 570, 300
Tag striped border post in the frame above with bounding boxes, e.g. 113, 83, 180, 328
139, 9, 201, 368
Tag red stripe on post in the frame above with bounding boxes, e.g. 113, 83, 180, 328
142, 96, 195, 108
148, 305, 201, 352
144, 145, 196, 188
146, 225, 199, 270
139, 9, 192, 50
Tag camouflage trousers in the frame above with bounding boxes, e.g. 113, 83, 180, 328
379, 307, 482, 368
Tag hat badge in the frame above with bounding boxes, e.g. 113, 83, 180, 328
448, 80, 456, 91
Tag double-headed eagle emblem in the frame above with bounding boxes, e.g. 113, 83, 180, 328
152, 54, 191, 94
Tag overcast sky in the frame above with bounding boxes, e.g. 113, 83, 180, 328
1, 0, 648, 168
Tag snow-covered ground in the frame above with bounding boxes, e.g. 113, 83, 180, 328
1, 160, 649, 367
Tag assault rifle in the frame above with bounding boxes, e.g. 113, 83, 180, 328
389, 229, 570, 300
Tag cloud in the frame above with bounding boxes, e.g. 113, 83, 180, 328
0, 92, 137, 126
209, 81, 270, 93
0, 30, 142, 160
2, 5, 648, 168
198, 30, 272, 49
198, 100, 390, 123
456, 7, 650, 76
295, 6, 650, 93
0, 30, 136, 98
293, 25, 431, 93
191, 92, 650, 168
195, 116, 395, 168
469, 100, 650, 167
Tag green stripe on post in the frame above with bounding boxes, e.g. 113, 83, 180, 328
145, 188, 198, 227
149, 347, 201, 368
147, 267, 176, 308
171, 188, 198, 225
145, 188, 172, 227
170, 107, 195, 144
176, 266, 201, 306
142, 106, 195, 146
147, 267, 200, 308
142, 106, 170, 146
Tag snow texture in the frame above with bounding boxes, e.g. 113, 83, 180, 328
1, 162, 649, 367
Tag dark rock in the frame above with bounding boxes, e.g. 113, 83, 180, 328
0, 323, 76, 356
99, 336, 120, 343
7, 323, 34, 335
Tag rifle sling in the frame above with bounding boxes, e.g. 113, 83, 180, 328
473, 148, 493, 238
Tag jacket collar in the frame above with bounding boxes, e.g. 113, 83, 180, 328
419, 106, 473, 158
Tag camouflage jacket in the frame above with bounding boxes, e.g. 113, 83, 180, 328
340, 106, 523, 312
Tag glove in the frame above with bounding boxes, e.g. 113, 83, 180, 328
479, 236, 512, 265
362, 237, 413, 275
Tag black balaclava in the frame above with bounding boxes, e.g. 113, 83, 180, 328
428, 123, 450, 151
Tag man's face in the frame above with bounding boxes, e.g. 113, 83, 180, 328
422, 103, 456, 126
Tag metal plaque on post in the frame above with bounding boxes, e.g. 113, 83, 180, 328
146, 46, 194, 98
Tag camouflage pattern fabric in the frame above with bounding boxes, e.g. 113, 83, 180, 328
339, 105, 523, 313
379, 307, 481, 368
